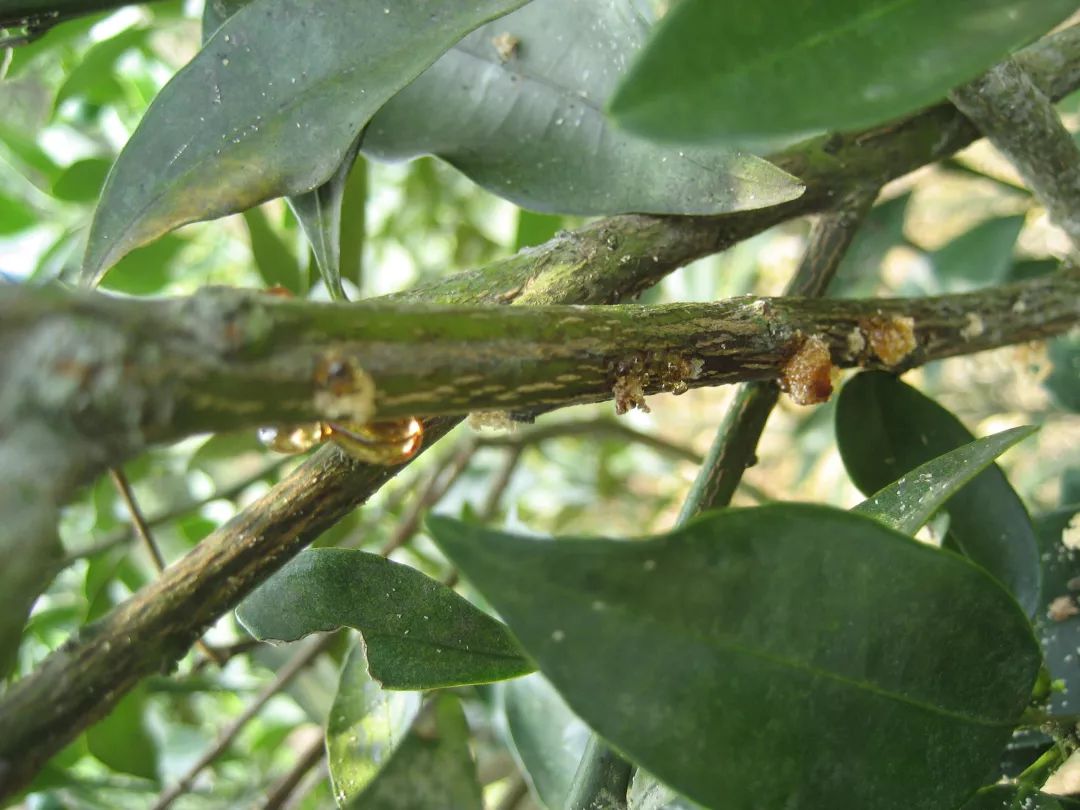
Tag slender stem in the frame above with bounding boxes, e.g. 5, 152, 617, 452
479, 446, 524, 522
1017, 744, 1066, 790
260, 732, 326, 810
151, 634, 335, 810
951, 58, 1080, 251
565, 735, 633, 810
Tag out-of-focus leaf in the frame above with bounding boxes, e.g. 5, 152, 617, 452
236, 548, 533, 689
328, 640, 422, 805
0, 124, 62, 189
515, 210, 564, 252
52, 158, 111, 203
346, 693, 482, 809
961, 785, 1080, 809
1032, 503, 1080, 716
82, 0, 531, 284
1005, 258, 1059, 283
98, 234, 184, 296
427, 506, 1040, 810
930, 215, 1026, 291
831, 192, 910, 296
362, 0, 802, 216
0, 191, 36, 235
853, 426, 1037, 536
86, 684, 158, 781
1046, 332, 1080, 412
607, 0, 1076, 144
836, 371, 1041, 617
497, 673, 588, 809
3, 14, 104, 80
54, 27, 150, 110
242, 206, 302, 294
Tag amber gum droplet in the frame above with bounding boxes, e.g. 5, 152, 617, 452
258, 422, 328, 454
325, 417, 424, 465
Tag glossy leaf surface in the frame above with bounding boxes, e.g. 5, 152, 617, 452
428, 506, 1040, 810
83, 0, 529, 283
346, 694, 483, 810
853, 425, 1037, 535
608, 0, 1076, 144
836, 371, 1041, 616
327, 640, 421, 805
236, 549, 533, 689
361, 0, 802, 215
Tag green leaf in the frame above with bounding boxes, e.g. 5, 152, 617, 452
514, 210, 564, 252
427, 505, 1041, 810
0, 190, 36, 235
608, 0, 1076, 144
1032, 503, 1080, 716
286, 139, 363, 300
346, 693, 483, 810
241, 206, 302, 294
98, 234, 185, 296
328, 640, 422, 806
85, 684, 158, 782
1046, 332, 1080, 412
836, 371, 1041, 617
53, 27, 150, 110
831, 191, 910, 296
853, 425, 1037, 536
82, 0, 531, 284
235, 548, 533, 689
930, 215, 1026, 292
52, 158, 112, 203
497, 673, 588, 809
361, 0, 802, 216
961, 785, 1080, 809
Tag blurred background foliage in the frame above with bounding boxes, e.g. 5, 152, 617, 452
1, 3, 1078, 808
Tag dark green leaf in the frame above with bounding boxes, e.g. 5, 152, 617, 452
427, 506, 1040, 810
930, 215, 1026, 292
361, 0, 802, 216
836, 371, 1041, 616
961, 785, 1080, 809
241, 206, 302, 294
1033, 503, 1080, 716
608, 0, 1076, 144
98, 234, 185, 296
1046, 332, 1080, 412
236, 548, 533, 689
853, 426, 1037, 536
52, 158, 111, 203
497, 673, 588, 809
85, 684, 158, 781
346, 694, 483, 810
82, 0, 531, 284
287, 139, 363, 300
328, 640, 422, 805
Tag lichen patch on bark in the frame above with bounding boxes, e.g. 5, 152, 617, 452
779, 335, 833, 405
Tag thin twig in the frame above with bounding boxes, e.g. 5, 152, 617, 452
109, 467, 226, 667
494, 774, 531, 810
377, 439, 477, 557
260, 732, 326, 810
479, 446, 524, 522
151, 634, 335, 810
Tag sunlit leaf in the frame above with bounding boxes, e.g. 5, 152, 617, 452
346, 694, 482, 809
361, 0, 802, 216
608, 0, 1076, 144
83, 0, 530, 284
236, 548, 533, 689
428, 506, 1040, 810
836, 371, 1041, 617
853, 426, 1037, 536
328, 640, 421, 806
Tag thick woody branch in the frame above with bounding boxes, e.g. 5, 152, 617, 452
5, 270, 1077, 436
950, 58, 1080, 250
4, 26, 1080, 797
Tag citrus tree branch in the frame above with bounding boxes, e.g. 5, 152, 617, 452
3, 26, 1080, 798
